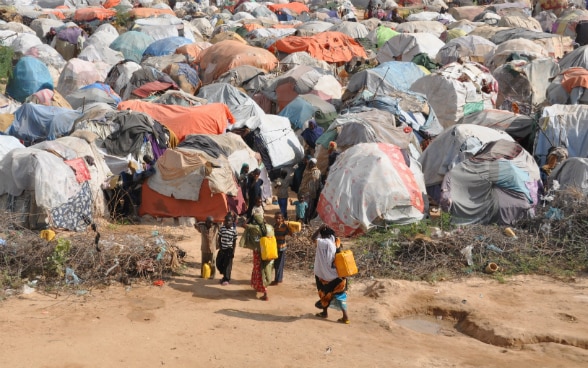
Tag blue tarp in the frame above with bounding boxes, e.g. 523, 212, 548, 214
142, 37, 193, 58
110, 31, 155, 63
371, 61, 426, 92
81, 82, 122, 105
7, 104, 82, 146
6, 57, 54, 103
279, 97, 316, 130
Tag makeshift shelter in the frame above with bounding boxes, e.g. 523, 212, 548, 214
278, 94, 337, 130
268, 31, 367, 63
377, 33, 445, 62
6, 56, 54, 103
549, 158, 588, 194
53, 25, 86, 61
440, 140, 541, 225
104, 60, 142, 97
117, 65, 177, 101
485, 38, 550, 71
197, 83, 265, 131
7, 103, 81, 146
435, 35, 496, 65
197, 40, 278, 84
419, 124, 514, 201
547, 67, 588, 105
56, 58, 107, 98
109, 31, 155, 63
25, 89, 72, 109
66, 82, 121, 110
493, 58, 559, 115
395, 20, 447, 38
558, 45, 588, 70
489, 28, 573, 60
73, 7, 116, 22
0, 136, 24, 159
411, 62, 497, 128
328, 21, 369, 39
317, 142, 427, 236
175, 42, 212, 64
366, 26, 399, 49
142, 36, 193, 58
458, 109, 535, 152
535, 105, 588, 166
78, 43, 124, 70
278, 52, 333, 72
0, 147, 92, 230
294, 21, 333, 36
118, 100, 234, 141
24, 44, 66, 85
162, 62, 201, 95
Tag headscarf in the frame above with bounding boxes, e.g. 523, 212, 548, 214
301, 120, 324, 149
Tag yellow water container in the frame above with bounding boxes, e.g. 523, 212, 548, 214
260, 236, 278, 260
201, 262, 211, 279
334, 250, 358, 277
40, 229, 56, 241
287, 221, 302, 233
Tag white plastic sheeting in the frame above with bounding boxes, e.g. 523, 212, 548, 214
317, 142, 426, 236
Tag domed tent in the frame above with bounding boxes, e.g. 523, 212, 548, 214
435, 35, 496, 65
440, 140, 541, 225
410, 62, 497, 128
109, 31, 154, 63
317, 142, 427, 236
6, 56, 54, 103
418, 124, 514, 202
142, 36, 193, 58
549, 157, 588, 194
377, 33, 444, 63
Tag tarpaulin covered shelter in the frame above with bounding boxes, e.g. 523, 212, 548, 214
142, 36, 193, 58
435, 35, 496, 65
440, 140, 541, 225
7, 103, 82, 146
458, 109, 535, 152
56, 58, 107, 98
547, 67, 588, 105
549, 157, 588, 194
535, 105, 588, 166
317, 142, 426, 236
268, 31, 367, 63
493, 58, 559, 115
278, 94, 337, 130
118, 100, 234, 141
485, 38, 550, 71
6, 56, 54, 103
377, 33, 445, 63
197, 40, 278, 85
73, 7, 116, 22
558, 45, 588, 70
411, 62, 497, 128
419, 124, 514, 201
110, 31, 155, 63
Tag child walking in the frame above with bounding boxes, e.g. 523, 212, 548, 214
291, 194, 309, 223
217, 213, 238, 285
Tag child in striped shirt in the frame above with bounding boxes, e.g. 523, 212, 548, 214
217, 213, 238, 286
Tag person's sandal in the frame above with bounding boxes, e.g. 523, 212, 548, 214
315, 312, 328, 319
260, 295, 269, 301
337, 318, 350, 324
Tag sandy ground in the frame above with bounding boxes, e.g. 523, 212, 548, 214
1, 219, 588, 368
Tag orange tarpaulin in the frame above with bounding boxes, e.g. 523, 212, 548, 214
561, 67, 588, 93
129, 8, 175, 18
197, 40, 278, 84
43, 10, 65, 19
140, 179, 229, 221
103, 0, 121, 8
118, 101, 234, 141
268, 31, 367, 63
267, 3, 310, 14
74, 8, 116, 22
175, 42, 212, 62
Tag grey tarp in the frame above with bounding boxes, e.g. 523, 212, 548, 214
549, 157, 588, 193
536, 105, 588, 166
440, 140, 541, 225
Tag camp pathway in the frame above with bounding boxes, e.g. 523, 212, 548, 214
1, 226, 588, 368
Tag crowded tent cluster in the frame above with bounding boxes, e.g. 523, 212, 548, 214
2, 0, 588, 304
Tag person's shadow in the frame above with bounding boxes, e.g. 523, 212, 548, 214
215, 309, 312, 323
167, 276, 255, 302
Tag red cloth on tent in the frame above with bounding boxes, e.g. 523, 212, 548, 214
267, 3, 310, 14
560, 67, 588, 93
64, 158, 91, 183
132, 81, 177, 98
268, 32, 367, 63
74, 8, 116, 22
140, 179, 229, 222
118, 101, 234, 141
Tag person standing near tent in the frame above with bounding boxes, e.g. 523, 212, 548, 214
299, 158, 322, 224
195, 216, 219, 279
291, 155, 310, 194
301, 119, 324, 156
271, 211, 292, 286
241, 213, 274, 301
274, 169, 291, 219
217, 212, 238, 285
246, 168, 263, 220
238, 163, 249, 214
312, 224, 349, 324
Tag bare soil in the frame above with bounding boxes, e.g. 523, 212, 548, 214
1, 223, 588, 368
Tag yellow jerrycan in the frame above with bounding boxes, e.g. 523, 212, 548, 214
201, 262, 211, 279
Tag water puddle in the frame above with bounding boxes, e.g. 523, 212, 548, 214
395, 315, 460, 336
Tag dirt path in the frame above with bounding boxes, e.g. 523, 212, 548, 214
1, 226, 588, 368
